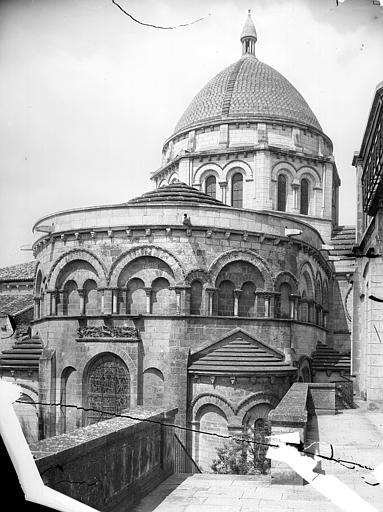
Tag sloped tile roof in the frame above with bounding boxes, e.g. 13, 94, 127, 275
0, 261, 37, 282
0, 294, 34, 316
330, 226, 356, 257
0, 333, 42, 370
311, 342, 351, 372
174, 55, 322, 135
189, 330, 296, 375
127, 182, 225, 207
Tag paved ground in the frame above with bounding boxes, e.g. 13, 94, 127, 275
131, 402, 383, 512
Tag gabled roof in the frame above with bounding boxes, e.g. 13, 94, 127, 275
0, 261, 37, 282
0, 332, 42, 371
188, 328, 296, 375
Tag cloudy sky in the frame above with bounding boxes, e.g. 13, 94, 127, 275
0, 0, 382, 267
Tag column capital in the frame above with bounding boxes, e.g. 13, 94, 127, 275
173, 285, 190, 292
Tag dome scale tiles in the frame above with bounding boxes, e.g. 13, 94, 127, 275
174, 54, 322, 135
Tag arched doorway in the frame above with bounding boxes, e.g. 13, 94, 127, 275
85, 353, 130, 425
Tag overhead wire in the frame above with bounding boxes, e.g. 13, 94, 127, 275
17, 399, 377, 478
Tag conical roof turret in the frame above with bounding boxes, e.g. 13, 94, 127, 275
241, 9, 257, 55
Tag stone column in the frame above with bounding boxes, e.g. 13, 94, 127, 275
144, 287, 152, 314
291, 179, 300, 214
253, 292, 258, 317
274, 293, 281, 319
317, 305, 323, 327
269, 293, 275, 318
323, 310, 328, 329
46, 291, 52, 316
47, 290, 57, 316
308, 300, 314, 324
34, 296, 41, 319
298, 299, 305, 322
175, 288, 182, 315
289, 297, 295, 319
56, 290, 64, 315
112, 288, 118, 314
264, 294, 270, 317
100, 289, 105, 314
291, 295, 299, 320
201, 285, 208, 315
78, 289, 85, 316
206, 288, 216, 316
52, 291, 57, 316
176, 286, 189, 315
234, 289, 241, 316
314, 186, 322, 217
219, 181, 228, 204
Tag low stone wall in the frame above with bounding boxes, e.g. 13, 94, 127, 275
308, 383, 336, 414
268, 383, 309, 485
30, 407, 177, 512
268, 382, 336, 484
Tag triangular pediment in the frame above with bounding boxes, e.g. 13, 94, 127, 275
188, 328, 294, 375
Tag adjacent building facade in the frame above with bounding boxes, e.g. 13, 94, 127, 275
352, 81, 383, 407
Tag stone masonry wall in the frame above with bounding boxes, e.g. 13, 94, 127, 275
31, 407, 177, 512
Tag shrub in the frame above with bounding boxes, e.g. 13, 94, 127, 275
211, 423, 271, 475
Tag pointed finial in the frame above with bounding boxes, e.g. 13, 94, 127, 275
241, 9, 257, 56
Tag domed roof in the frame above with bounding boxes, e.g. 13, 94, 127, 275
174, 54, 322, 135
127, 182, 225, 206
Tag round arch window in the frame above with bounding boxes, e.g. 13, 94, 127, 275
205, 175, 217, 199
300, 178, 309, 215
85, 354, 130, 425
277, 174, 287, 211
231, 172, 243, 208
